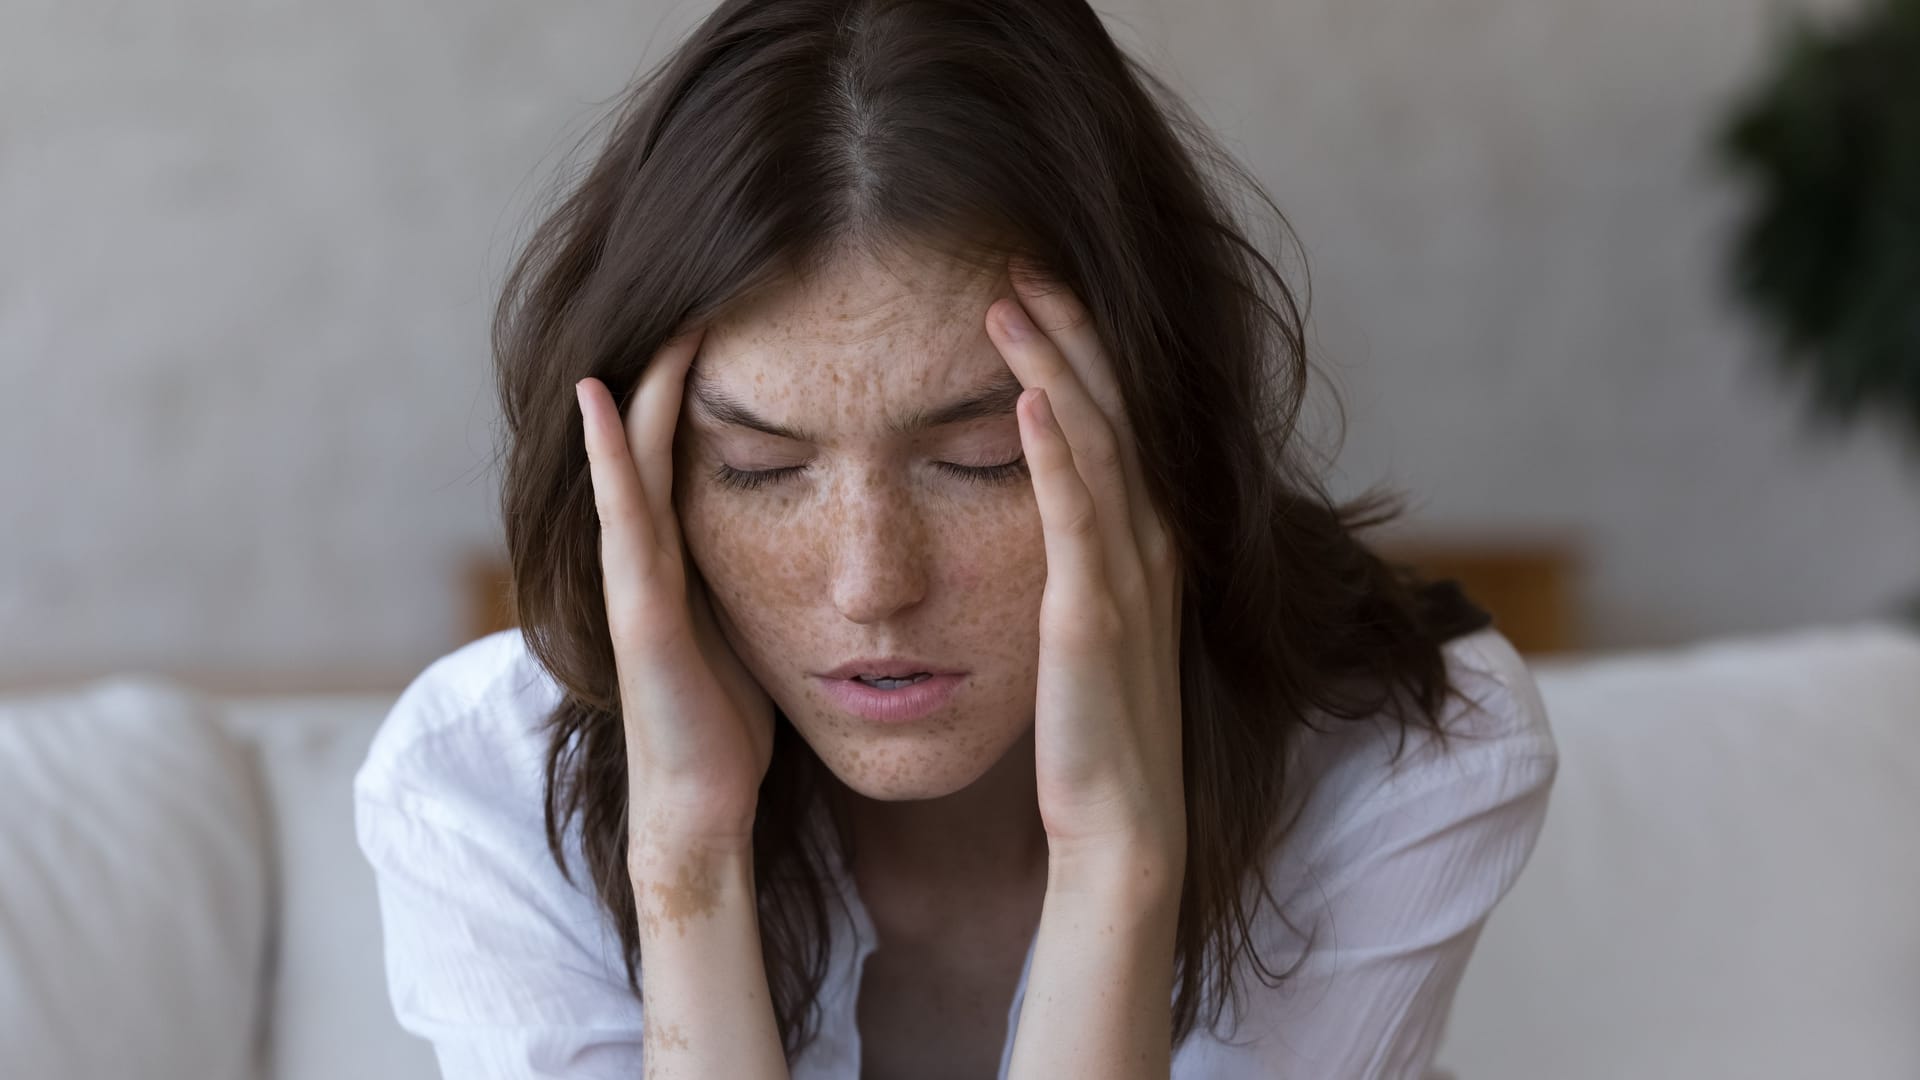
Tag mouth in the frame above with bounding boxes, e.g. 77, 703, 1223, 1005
818, 658, 962, 681
848, 673, 933, 689
813, 669, 967, 723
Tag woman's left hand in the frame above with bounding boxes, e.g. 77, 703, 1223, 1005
985, 261, 1186, 880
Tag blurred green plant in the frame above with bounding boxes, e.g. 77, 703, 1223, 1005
1717, 0, 1920, 626
1717, 0, 1920, 453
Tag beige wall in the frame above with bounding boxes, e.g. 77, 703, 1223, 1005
3, 0, 1912, 689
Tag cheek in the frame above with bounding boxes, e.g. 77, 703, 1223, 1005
675, 445, 816, 607
947, 495, 1047, 697
680, 482, 1050, 769
675, 471, 1049, 675
680, 486, 1046, 604
674, 487, 817, 671
945, 492, 1048, 621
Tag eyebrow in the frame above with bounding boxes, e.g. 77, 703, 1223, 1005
687, 368, 1025, 442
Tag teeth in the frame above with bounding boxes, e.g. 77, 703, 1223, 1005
854, 673, 932, 689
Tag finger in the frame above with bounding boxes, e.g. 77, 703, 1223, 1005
989, 294, 1145, 601
1019, 386, 1113, 625
1006, 258, 1136, 447
1006, 260, 1173, 565
623, 326, 705, 562
577, 376, 662, 628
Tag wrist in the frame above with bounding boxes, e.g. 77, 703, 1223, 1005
628, 790, 757, 850
626, 831, 758, 938
627, 802, 757, 880
1046, 838, 1185, 912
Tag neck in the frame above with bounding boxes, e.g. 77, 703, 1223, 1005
824, 724, 1049, 903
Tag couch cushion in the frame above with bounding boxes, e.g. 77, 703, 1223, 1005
1436, 619, 1920, 1079
221, 693, 438, 1080
0, 677, 267, 1080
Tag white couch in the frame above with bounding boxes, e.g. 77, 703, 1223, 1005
2, 619, 1915, 1080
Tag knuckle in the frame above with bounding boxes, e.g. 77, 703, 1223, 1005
1111, 563, 1150, 612
1086, 598, 1127, 642
1081, 432, 1122, 476
1059, 495, 1101, 540
1141, 527, 1177, 574
593, 499, 638, 538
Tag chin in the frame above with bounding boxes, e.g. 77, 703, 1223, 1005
814, 745, 988, 801
800, 718, 1022, 801
836, 766, 979, 801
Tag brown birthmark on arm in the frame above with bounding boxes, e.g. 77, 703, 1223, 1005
643, 1017, 691, 1056
636, 854, 723, 938
642, 1016, 692, 1079
628, 806, 730, 938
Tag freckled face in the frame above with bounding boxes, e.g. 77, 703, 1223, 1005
672, 247, 1046, 800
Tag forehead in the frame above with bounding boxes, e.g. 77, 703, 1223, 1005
697, 246, 1010, 384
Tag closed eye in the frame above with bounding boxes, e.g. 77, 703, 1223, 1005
710, 458, 1028, 492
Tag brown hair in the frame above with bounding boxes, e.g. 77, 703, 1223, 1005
494, 0, 1494, 1061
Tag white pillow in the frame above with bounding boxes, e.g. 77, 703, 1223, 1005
1438, 619, 1920, 1080
0, 677, 267, 1080
222, 695, 439, 1080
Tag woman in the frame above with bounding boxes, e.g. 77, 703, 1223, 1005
355, 0, 1559, 1077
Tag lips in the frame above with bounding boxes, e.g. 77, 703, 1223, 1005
820, 658, 960, 681
815, 671, 965, 723
853, 673, 930, 687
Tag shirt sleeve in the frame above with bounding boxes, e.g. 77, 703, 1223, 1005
353, 663, 647, 1079
1180, 634, 1559, 1079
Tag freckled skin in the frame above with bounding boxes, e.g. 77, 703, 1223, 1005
630, 807, 727, 939
641, 1017, 689, 1078
671, 245, 1048, 807
640, 858, 721, 937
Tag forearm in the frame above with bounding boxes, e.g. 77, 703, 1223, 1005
628, 831, 788, 1079
1005, 846, 1183, 1079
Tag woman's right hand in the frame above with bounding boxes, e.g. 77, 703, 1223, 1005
575, 327, 775, 853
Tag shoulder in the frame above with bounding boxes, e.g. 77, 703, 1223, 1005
1432, 624, 1559, 761
367, 627, 560, 748
353, 629, 566, 848
1320, 624, 1555, 782
351, 631, 644, 1045
1176, 628, 1561, 1070
1276, 626, 1560, 880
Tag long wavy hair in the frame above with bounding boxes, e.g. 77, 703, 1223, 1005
494, 0, 1495, 1061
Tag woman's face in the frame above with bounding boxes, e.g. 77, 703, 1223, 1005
672, 246, 1047, 801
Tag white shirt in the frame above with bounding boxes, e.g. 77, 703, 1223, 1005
355, 624, 1557, 1079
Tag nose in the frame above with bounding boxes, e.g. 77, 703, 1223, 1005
828, 481, 929, 625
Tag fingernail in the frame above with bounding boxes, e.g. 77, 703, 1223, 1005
996, 301, 1031, 341
1030, 387, 1056, 431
